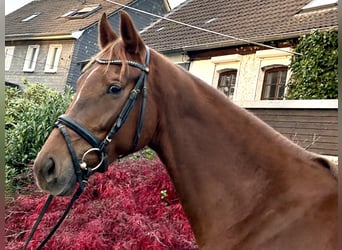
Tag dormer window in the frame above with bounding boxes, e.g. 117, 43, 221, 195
22, 12, 40, 22
205, 18, 218, 24
62, 4, 101, 19
62, 10, 78, 17
302, 0, 337, 11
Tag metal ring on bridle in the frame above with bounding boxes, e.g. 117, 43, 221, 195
80, 148, 104, 172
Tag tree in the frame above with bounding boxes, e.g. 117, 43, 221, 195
286, 29, 337, 99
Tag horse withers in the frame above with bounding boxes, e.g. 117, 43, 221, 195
33, 12, 337, 249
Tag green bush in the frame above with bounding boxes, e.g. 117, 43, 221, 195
286, 29, 338, 99
5, 82, 73, 194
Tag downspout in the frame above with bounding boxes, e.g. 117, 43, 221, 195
181, 48, 191, 70
211, 63, 217, 88
64, 30, 85, 92
234, 57, 243, 101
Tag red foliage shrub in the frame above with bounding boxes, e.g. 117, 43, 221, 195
5, 158, 198, 249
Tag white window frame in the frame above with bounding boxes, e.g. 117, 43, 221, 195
254, 48, 292, 101
22, 12, 40, 22
62, 10, 77, 17
5, 46, 15, 71
44, 44, 62, 73
23, 45, 40, 72
211, 54, 241, 101
217, 69, 238, 100
260, 65, 289, 100
63, 4, 101, 19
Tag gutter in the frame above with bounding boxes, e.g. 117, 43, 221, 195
181, 26, 337, 52
5, 30, 85, 41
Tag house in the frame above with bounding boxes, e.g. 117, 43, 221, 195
141, 0, 338, 157
5, 0, 170, 91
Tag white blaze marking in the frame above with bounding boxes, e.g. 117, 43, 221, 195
69, 65, 101, 110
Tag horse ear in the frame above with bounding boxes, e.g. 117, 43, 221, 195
98, 13, 118, 49
120, 11, 144, 54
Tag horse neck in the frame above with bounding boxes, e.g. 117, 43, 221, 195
148, 51, 305, 183
147, 51, 334, 244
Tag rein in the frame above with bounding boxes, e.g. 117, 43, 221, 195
23, 46, 151, 249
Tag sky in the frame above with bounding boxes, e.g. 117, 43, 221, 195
5, 0, 32, 15
5, 0, 187, 15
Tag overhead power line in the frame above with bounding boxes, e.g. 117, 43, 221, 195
105, 0, 302, 56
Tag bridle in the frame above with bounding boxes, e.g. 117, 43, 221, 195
23, 46, 151, 250
56, 46, 150, 188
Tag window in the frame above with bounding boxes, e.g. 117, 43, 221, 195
205, 17, 218, 24
5, 46, 15, 71
22, 13, 40, 22
23, 45, 40, 72
261, 66, 288, 100
63, 4, 101, 19
45, 44, 62, 73
217, 70, 237, 99
62, 10, 78, 17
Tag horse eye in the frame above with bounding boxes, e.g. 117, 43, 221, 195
108, 85, 122, 95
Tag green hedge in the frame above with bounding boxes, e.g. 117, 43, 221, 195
286, 30, 338, 99
5, 83, 73, 193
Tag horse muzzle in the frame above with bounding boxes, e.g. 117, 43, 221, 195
33, 151, 77, 196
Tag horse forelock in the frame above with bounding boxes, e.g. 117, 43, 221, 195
82, 39, 129, 82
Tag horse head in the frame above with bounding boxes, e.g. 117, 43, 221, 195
33, 12, 158, 196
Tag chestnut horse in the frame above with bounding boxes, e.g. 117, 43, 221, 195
33, 12, 337, 249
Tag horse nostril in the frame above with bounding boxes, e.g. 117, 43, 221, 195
45, 158, 56, 180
